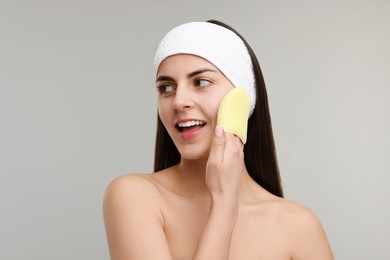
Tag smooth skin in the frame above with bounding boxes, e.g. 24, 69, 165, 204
103, 54, 334, 259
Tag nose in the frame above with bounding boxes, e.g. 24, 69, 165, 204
172, 85, 193, 111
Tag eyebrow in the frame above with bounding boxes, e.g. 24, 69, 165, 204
188, 68, 217, 78
156, 68, 217, 82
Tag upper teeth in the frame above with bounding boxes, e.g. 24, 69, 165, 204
178, 120, 205, 127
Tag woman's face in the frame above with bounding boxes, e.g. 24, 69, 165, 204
156, 54, 234, 160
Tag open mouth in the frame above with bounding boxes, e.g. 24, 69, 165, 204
176, 120, 206, 132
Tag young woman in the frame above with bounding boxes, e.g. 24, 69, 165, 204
103, 20, 334, 259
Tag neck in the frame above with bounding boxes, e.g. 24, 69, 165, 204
174, 157, 264, 203
175, 158, 209, 195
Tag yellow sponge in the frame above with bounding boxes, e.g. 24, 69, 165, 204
217, 88, 251, 144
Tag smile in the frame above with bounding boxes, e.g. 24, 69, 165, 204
175, 120, 206, 140
176, 120, 206, 132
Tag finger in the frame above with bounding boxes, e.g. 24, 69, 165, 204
224, 133, 244, 161
234, 134, 244, 150
234, 135, 244, 161
208, 125, 226, 163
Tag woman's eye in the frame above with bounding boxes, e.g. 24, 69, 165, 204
157, 84, 174, 94
195, 78, 211, 88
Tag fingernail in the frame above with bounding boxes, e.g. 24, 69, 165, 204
215, 125, 223, 137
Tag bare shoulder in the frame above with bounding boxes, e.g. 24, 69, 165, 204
103, 173, 173, 259
104, 173, 160, 199
103, 172, 170, 219
269, 197, 323, 225
266, 197, 334, 259
103, 169, 175, 203
103, 173, 165, 228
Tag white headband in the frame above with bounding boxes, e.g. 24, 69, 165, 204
153, 22, 256, 116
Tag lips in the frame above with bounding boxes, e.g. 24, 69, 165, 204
176, 120, 206, 139
176, 120, 206, 131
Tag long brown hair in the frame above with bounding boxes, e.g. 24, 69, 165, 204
153, 20, 283, 197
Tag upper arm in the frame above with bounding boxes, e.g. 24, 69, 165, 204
103, 174, 173, 260
291, 207, 334, 260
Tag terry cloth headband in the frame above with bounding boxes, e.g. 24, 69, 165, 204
153, 21, 256, 116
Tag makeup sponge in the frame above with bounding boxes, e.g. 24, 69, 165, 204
217, 88, 251, 144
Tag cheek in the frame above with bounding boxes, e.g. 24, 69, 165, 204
203, 85, 234, 121
201, 95, 223, 121
157, 99, 171, 125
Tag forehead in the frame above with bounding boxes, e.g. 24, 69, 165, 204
157, 54, 220, 76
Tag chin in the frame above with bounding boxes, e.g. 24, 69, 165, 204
177, 145, 210, 161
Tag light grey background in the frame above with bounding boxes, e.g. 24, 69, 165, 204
1, 0, 389, 259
